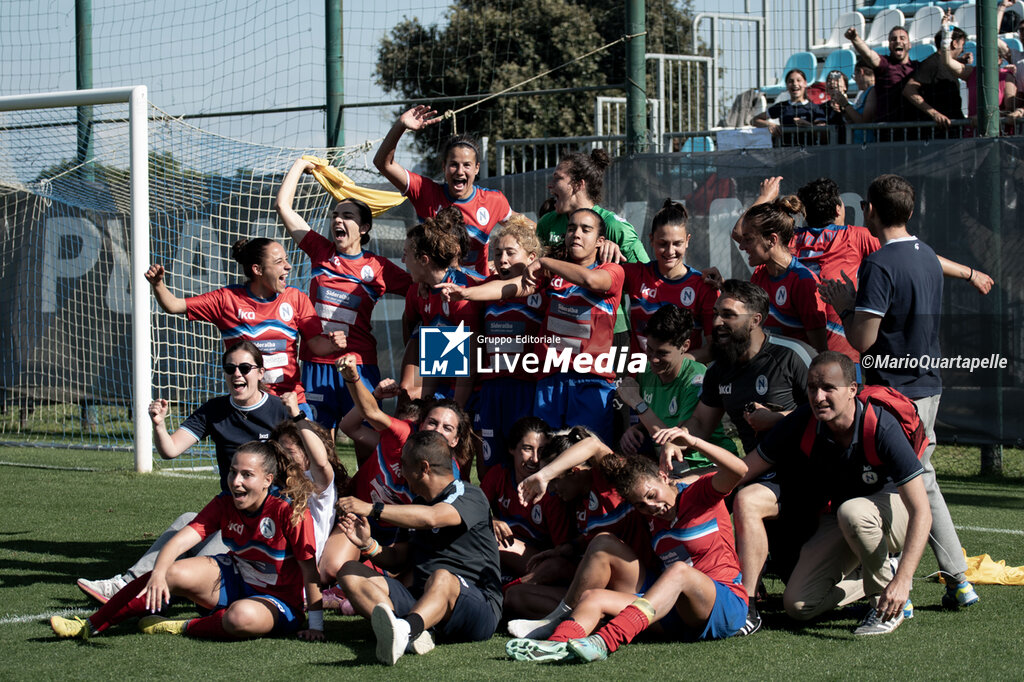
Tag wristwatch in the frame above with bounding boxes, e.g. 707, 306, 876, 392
370, 501, 385, 521
291, 412, 307, 422
635, 401, 650, 415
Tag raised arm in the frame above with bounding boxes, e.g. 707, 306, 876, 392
149, 398, 199, 459
281, 392, 333, 494
537, 256, 613, 293
655, 426, 748, 494
373, 105, 443, 193
274, 158, 316, 245
846, 27, 881, 68
145, 264, 187, 315
732, 176, 782, 243
518, 434, 613, 505
336, 355, 393, 432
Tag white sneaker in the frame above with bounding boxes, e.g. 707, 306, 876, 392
371, 603, 410, 665
406, 629, 435, 655
853, 608, 904, 636
76, 575, 128, 604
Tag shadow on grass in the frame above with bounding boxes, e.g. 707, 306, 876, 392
0, 538, 154, 588
941, 491, 1024, 510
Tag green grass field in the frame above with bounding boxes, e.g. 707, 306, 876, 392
1, 444, 1022, 680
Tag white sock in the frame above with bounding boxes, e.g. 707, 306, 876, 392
507, 600, 572, 639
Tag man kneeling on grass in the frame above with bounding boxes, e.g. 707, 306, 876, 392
747, 351, 931, 635
335, 430, 502, 665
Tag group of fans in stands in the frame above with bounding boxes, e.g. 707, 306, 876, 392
51, 104, 993, 665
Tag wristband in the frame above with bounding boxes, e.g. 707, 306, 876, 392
370, 501, 385, 521
291, 412, 307, 422
967, 267, 974, 281
359, 538, 381, 555
307, 609, 324, 630
343, 377, 359, 384
839, 308, 854, 320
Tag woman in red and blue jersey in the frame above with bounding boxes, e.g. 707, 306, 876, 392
374, 105, 528, 276
51, 441, 324, 642
737, 195, 828, 352
276, 158, 413, 431
146, 238, 337, 415
622, 199, 719, 362
506, 427, 750, 662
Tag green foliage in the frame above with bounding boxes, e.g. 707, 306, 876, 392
375, 0, 701, 168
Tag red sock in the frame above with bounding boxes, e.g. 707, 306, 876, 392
183, 609, 229, 639
88, 573, 152, 634
549, 619, 586, 642
594, 604, 650, 654
502, 577, 523, 596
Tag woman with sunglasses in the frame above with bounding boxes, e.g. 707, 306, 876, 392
75, 341, 290, 604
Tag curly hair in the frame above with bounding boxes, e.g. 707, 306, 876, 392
230, 237, 277, 281
598, 452, 660, 499
236, 440, 314, 528
493, 215, 544, 259
743, 195, 804, 246
797, 178, 841, 229
406, 206, 467, 270
271, 418, 352, 497
559, 149, 611, 204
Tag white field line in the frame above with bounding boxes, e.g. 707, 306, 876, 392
0, 608, 91, 626
0, 460, 97, 472
955, 524, 1024, 536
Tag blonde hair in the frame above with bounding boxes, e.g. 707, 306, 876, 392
493, 216, 544, 259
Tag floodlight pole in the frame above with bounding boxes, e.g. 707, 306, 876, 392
326, 0, 344, 150
625, 0, 648, 155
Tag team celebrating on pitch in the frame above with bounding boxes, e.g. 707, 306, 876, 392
52, 106, 992, 664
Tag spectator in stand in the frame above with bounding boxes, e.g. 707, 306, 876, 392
936, 16, 1019, 119
903, 26, 968, 137
751, 69, 827, 146
827, 60, 877, 144
998, 0, 1024, 64
846, 25, 919, 133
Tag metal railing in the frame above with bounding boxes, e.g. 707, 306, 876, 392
594, 97, 662, 152
494, 135, 626, 176
648, 53, 716, 138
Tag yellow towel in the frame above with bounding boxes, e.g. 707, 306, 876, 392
931, 551, 1024, 586
302, 155, 406, 217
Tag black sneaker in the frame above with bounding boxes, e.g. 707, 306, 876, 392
737, 605, 762, 636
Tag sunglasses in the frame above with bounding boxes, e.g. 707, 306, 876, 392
223, 362, 261, 375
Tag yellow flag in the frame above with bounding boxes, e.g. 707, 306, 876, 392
302, 155, 406, 217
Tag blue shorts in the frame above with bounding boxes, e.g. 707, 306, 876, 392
383, 574, 500, 642
474, 378, 536, 467
301, 361, 380, 429
533, 373, 615, 444
211, 554, 302, 635
657, 579, 748, 641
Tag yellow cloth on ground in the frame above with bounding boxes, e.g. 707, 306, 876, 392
930, 550, 1024, 585
302, 155, 405, 217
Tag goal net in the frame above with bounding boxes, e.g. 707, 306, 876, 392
0, 89, 413, 469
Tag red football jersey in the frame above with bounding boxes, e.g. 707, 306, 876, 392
481, 464, 573, 548
622, 261, 718, 353
751, 259, 827, 346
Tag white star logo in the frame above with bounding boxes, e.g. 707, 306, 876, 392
439, 321, 472, 358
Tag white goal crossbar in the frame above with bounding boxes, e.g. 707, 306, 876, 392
0, 87, 152, 472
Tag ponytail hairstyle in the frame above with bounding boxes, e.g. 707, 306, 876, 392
242, 438, 315, 528
538, 425, 594, 467
440, 134, 480, 166
406, 206, 466, 271
231, 237, 277, 281
422, 398, 474, 475
558, 149, 611, 204
742, 195, 804, 247
337, 198, 374, 246
599, 452, 661, 499
651, 198, 690, 236
270, 418, 353, 498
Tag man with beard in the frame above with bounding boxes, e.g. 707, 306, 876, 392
670, 279, 814, 635
846, 25, 918, 131
748, 351, 931, 635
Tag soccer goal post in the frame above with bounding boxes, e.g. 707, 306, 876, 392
0, 86, 152, 473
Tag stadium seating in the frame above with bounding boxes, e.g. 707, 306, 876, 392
1005, 36, 1023, 53
811, 12, 865, 57
865, 8, 906, 48
962, 39, 976, 63
858, 0, 903, 21
954, 3, 977, 40
681, 136, 715, 152
934, 1, 969, 13
908, 6, 944, 46
816, 48, 856, 84
909, 43, 937, 61
895, 1, 936, 18
762, 51, 817, 98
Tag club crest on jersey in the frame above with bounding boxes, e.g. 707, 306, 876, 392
528, 293, 543, 308
775, 286, 788, 306
531, 504, 543, 524
680, 287, 695, 307
668, 396, 678, 415
259, 517, 276, 539
279, 302, 294, 322
862, 467, 879, 485
756, 375, 768, 395
237, 307, 256, 321
476, 207, 490, 225
588, 491, 599, 511
360, 265, 375, 282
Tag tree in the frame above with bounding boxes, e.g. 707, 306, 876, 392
376, 0, 701, 169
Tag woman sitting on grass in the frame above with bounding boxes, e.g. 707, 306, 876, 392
51, 442, 324, 641
506, 426, 750, 663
